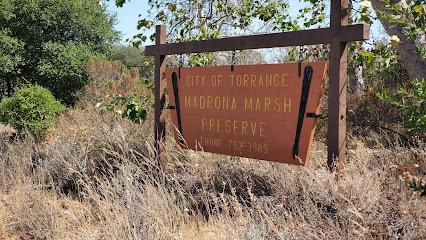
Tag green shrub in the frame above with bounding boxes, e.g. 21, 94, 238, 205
0, 84, 65, 136
96, 95, 148, 124
377, 78, 426, 133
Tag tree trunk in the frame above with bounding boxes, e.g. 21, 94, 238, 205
350, 65, 364, 93
370, 0, 426, 81
348, 0, 364, 94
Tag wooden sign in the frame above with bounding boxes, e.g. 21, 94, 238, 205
148, 7, 369, 169
166, 62, 327, 165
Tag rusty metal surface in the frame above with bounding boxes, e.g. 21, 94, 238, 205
145, 24, 369, 56
166, 62, 328, 165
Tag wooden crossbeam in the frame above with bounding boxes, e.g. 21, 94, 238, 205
145, 24, 369, 56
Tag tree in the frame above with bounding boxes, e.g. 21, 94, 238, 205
0, 31, 23, 98
365, 0, 425, 81
113, 0, 308, 68
127, 0, 300, 45
111, 45, 154, 78
0, 0, 119, 105
112, 0, 424, 82
0, 0, 24, 98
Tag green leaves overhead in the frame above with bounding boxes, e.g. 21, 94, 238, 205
115, 0, 125, 7
359, 0, 373, 24
137, 19, 154, 30
414, 4, 425, 14
119, 0, 303, 47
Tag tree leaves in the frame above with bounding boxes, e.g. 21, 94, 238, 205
389, 35, 400, 47
377, 78, 426, 133
0, 0, 119, 104
125, 0, 298, 47
414, 4, 425, 14
96, 95, 148, 124
115, 0, 125, 7
137, 19, 153, 30
359, 0, 373, 24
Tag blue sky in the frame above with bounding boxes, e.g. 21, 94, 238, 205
106, 1, 386, 47
105, 1, 152, 45
106, 0, 313, 45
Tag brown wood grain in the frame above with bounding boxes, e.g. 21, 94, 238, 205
328, 0, 349, 170
145, 24, 369, 56
154, 25, 167, 169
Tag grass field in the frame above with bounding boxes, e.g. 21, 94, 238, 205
0, 60, 424, 239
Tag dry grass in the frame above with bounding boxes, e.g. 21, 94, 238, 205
0, 123, 16, 135
0, 63, 424, 239
0, 102, 424, 239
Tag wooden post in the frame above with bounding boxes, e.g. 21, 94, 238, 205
328, 0, 349, 170
154, 25, 167, 168
147, 18, 368, 169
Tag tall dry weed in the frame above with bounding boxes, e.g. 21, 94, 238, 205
0, 103, 424, 239
0, 61, 424, 239
85, 58, 152, 105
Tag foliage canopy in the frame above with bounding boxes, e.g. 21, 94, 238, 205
111, 45, 154, 78
0, 0, 119, 105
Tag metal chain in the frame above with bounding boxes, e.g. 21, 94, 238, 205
298, 46, 304, 63
178, 54, 183, 68
231, 50, 236, 71
231, 50, 236, 65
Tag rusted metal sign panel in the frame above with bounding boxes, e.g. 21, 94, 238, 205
166, 62, 328, 165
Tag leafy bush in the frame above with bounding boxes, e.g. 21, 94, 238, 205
377, 78, 425, 133
356, 42, 408, 90
0, 84, 65, 136
96, 96, 148, 124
